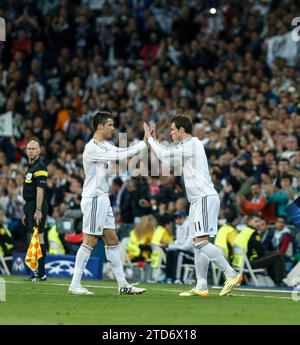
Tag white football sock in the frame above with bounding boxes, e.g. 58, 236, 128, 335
194, 241, 237, 279
105, 245, 128, 288
70, 243, 93, 288
194, 250, 209, 291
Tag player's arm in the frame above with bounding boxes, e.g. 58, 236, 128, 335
148, 137, 193, 162
89, 141, 147, 161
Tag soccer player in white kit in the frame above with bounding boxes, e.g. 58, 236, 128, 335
144, 116, 242, 296
69, 112, 147, 295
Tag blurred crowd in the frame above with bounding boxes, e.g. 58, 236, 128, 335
0, 0, 300, 280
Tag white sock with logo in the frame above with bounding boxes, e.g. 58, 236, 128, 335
70, 243, 93, 288
105, 245, 128, 288
194, 241, 237, 279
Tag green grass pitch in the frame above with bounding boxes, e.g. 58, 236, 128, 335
0, 276, 299, 325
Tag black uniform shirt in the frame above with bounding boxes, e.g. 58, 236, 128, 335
23, 157, 48, 201
248, 230, 266, 261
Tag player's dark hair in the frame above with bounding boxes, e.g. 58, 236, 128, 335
92, 111, 112, 131
171, 115, 192, 134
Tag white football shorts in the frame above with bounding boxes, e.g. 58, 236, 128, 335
81, 194, 115, 235
189, 195, 220, 238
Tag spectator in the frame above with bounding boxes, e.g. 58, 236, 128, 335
238, 183, 267, 216
214, 209, 239, 263
251, 151, 268, 182
233, 213, 286, 286
0, 209, 14, 258
150, 214, 174, 282
258, 218, 274, 252
264, 175, 294, 219
163, 211, 193, 284
126, 215, 156, 263
271, 216, 295, 271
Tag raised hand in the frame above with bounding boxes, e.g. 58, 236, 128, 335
150, 124, 156, 139
143, 122, 151, 141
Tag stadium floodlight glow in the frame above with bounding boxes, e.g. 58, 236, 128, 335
210, 8, 217, 14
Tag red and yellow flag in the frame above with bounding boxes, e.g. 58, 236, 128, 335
25, 226, 43, 271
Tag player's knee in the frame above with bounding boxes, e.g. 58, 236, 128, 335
103, 230, 119, 246
105, 238, 119, 247
103, 233, 119, 246
83, 234, 98, 248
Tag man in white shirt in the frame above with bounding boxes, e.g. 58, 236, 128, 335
69, 112, 147, 295
144, 115, 242, 296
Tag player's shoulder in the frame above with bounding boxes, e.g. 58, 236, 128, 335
182, 136, 199, 146
92, 139, 109, 151
85, 139, 108, 152
35, 158, 47, 171
191, 136, 203, 146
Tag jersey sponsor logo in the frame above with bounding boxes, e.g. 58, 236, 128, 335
45, 260, 93, 277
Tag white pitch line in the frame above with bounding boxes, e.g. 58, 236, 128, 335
6, 280, 115, 289
4, 280, 294, 300
212, 285, 293, 294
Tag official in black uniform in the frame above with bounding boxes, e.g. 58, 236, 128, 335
22, 140, 48, 281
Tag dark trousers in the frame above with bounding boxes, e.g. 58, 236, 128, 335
24, 199, 48, 235
251, 251, 286, 285
166, 249, 194, 281
24, 199, 48, 277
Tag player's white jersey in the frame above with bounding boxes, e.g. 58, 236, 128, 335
82, 139, 146, 197
148, 136, 218, 203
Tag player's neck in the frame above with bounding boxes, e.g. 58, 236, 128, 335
93, 132, 106, 142
180, 134, 192, 142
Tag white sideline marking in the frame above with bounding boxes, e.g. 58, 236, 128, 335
5, 279, 293, 300
212, 285, 292, 294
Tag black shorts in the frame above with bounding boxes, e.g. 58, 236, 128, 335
24, 199, 48, 234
